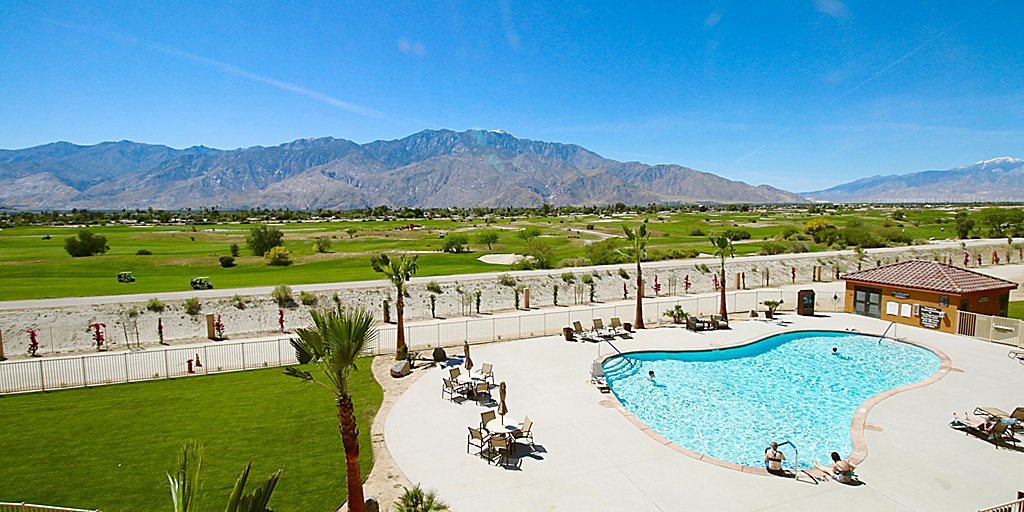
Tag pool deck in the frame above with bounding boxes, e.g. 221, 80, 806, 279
384, 312, 1024, 511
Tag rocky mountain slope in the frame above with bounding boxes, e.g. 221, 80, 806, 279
0, 129, 805, 209
803, 157, 1024, 203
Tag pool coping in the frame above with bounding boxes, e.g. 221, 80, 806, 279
598, 328, 952, 478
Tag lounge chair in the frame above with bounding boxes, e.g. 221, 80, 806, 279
442, 378, 470, 402
511, 416, 534, 447
573, 321, 601, 342
974, 406, 1024, 436
477, 362, 495, 385
710, 315, 729, 329
1010, 349, 1024, 365
592, 319, 615, 338
480, 410, 497, 433
467, 427, 492, 458
686, 316, 707, 331
590, 360, 609, 392
952, 414, 1018, 446
609, 317, 629, 335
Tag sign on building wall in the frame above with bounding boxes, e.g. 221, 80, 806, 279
920, 306, 943, 329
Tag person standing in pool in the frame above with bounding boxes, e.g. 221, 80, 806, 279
648, 370, 655, 381
765, 442, 786, 475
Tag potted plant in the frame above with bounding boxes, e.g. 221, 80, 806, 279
763, 299, 784, 319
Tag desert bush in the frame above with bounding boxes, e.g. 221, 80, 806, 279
664, 305, 689, 324
584, 238, 621, 265
219, 256, 236, 268
498, 273, 517, 287
231, 295, 247, 309
780, 226, 800, 239
146, 298, 166, 313
560, 272, 575, 284
585, 224, 595, 230
299, 290, 318, 306
64, 230, 109, 257
760, 241, 787, 255
183, 297, 202, 315
426, 281, 443, 294
580, 274, 595, 285
618, 268, 630, 279
229, 243, 240, 257
265, 246, 292, 266
136, 249, 153, 255
272, 285, 294, 307
688, 227, 705, 236
722, 229, 751, 241
314, 236, 332, 253
787, 241, 810, 253
125, 306, 140, 318
525, 239, 555, 269
558, 257, 590, 268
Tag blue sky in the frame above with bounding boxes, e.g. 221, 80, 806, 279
1, 1, 1021, 191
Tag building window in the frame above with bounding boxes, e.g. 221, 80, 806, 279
939, 295, 949, 307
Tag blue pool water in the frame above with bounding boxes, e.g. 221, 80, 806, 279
604, 331, 940, 469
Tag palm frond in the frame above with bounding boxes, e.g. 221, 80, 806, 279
282, 366, 314, 381
225, 462, 282, 512
168, 441, 203, 512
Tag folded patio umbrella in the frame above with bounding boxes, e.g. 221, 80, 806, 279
464, 341, 473, 371
498, 381, 508, 422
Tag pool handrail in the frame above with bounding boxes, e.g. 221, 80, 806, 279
775, 440, 799, 479
601, 339, 637, 369
878, 321, 897, 344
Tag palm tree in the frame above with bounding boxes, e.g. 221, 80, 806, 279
709, 233, 736, 322
622, 224, 650, 329
371, 254, 418, 359
393, 484, 450, 512
288, 308, 377, 512
167, 441, 282, 512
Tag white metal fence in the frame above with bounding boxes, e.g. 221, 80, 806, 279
957, 311, 1024, 348
0, 503, 97, 512
977, 497, 1024, 512
0, 338, 296, 395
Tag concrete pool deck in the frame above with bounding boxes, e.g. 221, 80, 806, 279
384, 313, 1024, 511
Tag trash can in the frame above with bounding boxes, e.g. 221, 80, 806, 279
623, 322, 633, 332
797, 290, 815, 316
563, 327, 574, 341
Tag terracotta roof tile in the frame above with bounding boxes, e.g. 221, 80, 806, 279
842, 260, 1018, 295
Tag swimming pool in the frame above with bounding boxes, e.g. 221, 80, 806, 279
604, 330, 941, 469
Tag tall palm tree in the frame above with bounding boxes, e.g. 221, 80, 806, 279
371, 254, 418, 359
622, 224, 650, 329
709, 233, 736, 322
288, 308, 377, 512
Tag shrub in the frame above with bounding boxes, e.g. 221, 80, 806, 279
229, 243, 240, 257
584, 239, 621, 265
246, 224, 284, 256
525, 239, 555, 269
560, 272, 576, 284
183, 297, 202, 315
146, 298, 166, 313
136, 249, 153, 256
664, 305, 689, 324
272, 285, 294, 307
299, 290, 318, 306
125, 306, 140, 318
265, 246, 292, 266
723, 228, 751, 241
64, 230, 109, 257
780, 226, 800, 239
426, 281, 443, 294
441, 233, 469, 253
787, 241, 810, 253
559, 257, 591, 268
760, 241, 787, 255
498, 273, 517, 287
219, 256, 236, 268
314, 236, 332, 253
585, 224, 595, 230
688, 227, 705, 236
580, 274, 595, 285
618, 268, 630, 279
231, 295, 247, 309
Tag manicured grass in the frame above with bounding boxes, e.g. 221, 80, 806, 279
1009, 301, 1024, 320
0, 360, 382, 511
0, 207, 964, 300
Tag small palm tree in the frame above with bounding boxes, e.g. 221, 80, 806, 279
371, 254, 418, 359
394, 484, 450, 512
288, 308, 377, 512
167, 441, 282, 512
622, 224, 650, 329
709, 233, 736, 322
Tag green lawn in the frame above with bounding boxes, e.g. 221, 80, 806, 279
0, 207, 970, 301
0, 360, 382, 511
1009, 301, 1024, 320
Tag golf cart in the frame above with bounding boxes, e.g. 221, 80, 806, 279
117, 271, 136, 283
190, 276, 213, 290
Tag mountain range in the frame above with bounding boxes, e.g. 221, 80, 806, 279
803, 157, 1024, 203
0, 129, 804, 210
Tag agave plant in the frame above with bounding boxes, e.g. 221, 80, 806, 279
167, 441, 282, 512
393, 484, 449, 512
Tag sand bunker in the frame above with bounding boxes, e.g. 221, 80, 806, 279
476, 253, 525, 265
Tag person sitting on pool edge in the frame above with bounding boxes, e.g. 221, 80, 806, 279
829, 452, 856, 483
765, 442, 786, 475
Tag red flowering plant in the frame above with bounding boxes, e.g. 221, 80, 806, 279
214, 315, 225, 339
27, 328, 39, 357
89, 322, 106, 350
278, 309, 285, 332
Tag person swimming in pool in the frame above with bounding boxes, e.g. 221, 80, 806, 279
832, 347, 838, 354
648, 370, 655, 381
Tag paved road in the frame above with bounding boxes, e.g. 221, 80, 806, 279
1, 237, 1016, 311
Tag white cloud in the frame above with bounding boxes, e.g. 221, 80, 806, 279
815, 0, 849, 18
499, 0, 520, 49
704, 10, 722, 29
397, 37, 426, 56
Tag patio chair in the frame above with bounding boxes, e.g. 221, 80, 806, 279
609, 317, 628, 335
442, 378, 470, 402
480, 410, 497, 432
710, 315, 729, 329
511, 416, 535, 447
590, 360, 609, 392
592, 319, 615, 338
952, 415, 1018, 446
472, 381, 492, 405
573, 321, 601, 342
487, 435, 514, 466
467, 426, 492, 458
974, 406, 1024, 435
477, 362, 495, 385
449, 367, 462, 382
1010, 349, 1024, 365
686, 316, 706, 331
